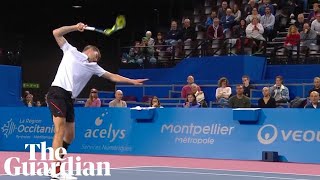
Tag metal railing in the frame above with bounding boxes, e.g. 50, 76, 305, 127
120, 37, 320, 68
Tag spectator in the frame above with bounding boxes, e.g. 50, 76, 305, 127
149, 96, 163, 108
216, 77, 232, 105
181, 18, 196, 43
258, 0, 275, 16
244, 0, 257, 18
242, 75, 255, 97
246, 17, 265, 52
154, 32, 166, 55
258, 87, 277, 108
85, 88, 101, 107
284, 25, 300, 47
311, 13, 320, 44
109, 90, 127, 107
228, 85, 251, 108
246, 8, 261, 24
234, 19, 248, 53
218, 1, 228, 19
207, 18, 224, 40
145, 31, 155, 46
274, 8, 290, 33
42, 93, 48, 107
260, 6, 275, 41
304, 91, 320, 109
191, 83, 207, 107
139, 37, 157, 65
221, 8, 235, 37
24, 94, 35, 107
308, 77, 320, 95
205, 11, 217, 28
123, 41, 141, 64
232, 4, 242, 24
295, 13, 307, 32
36, 100, 42, 107
165, 20, 182, 46
181, 75, 201, 98
183, 94, 200, 108
270, 75, 290, 103
308, 3, 319, 23
300, 23, 317, 54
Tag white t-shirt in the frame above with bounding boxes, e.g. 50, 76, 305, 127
51, 41, 107, 98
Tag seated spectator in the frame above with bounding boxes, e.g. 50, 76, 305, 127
300, 23, 317, 54
258, 87, 276, 108
216, 77, 232, 105
232, 4, 241, 24
246, 8, 261, 24
42, 93, 48, 107
24, 94, 35, 107
145, 31, 155, 46
181, 18, 196, 44
181, 75, 201, 98
139, 37, 157, 65
270, 75, 290, 103
165, 20, 182, 46
183, 94, 200, 108
308, 77, 320, 95
191, 83, 207, 107
258, 0, 275, 16
109, 90, 127, 107
260, 6, 275, 41
221, 8, 235, 38
205, 11, 217, 29
304, 91, 320, 109
308, 3, 319, 23
228, 85, 251, 108
295, 13, 307, 32
244, 0, 257, 18
207, 18, 224, 40
233, 19, 247, 53
242, 75, 255, 97
218, 1, 228, 19
207, 18, 226, 55
154, 32, 166, 53
149, 96, 163, 108
274, 9, 290, 33
284, 25, 300, 47
246, 17, 265, 52
36, 100, 42, 107
85, 88, 101, 107
311, 13, 320, 45
122, 41, 141, 64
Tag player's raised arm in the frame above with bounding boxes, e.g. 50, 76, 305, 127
52, 23, 87, 48
102, 71, 148, 85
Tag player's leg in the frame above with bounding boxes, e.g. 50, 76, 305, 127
63, 97, 75, 153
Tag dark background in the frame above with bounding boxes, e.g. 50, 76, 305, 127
0, 0, 196, 100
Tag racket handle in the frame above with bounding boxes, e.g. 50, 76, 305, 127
84, 27, 96, 31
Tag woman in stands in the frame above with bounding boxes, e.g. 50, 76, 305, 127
284, 25, 300, 47
216, 77, 232, 107
149, 96, 163, 108
85, 88, 101, 107
184, 94, 200, 108
258, 87, 276, 108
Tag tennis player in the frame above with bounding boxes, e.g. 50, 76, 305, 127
47, 22, 147, 179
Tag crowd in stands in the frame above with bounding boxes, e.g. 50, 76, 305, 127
22, 74, 320, 109
121, 0, 320, 66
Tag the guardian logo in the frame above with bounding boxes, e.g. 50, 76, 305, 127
257, 124, 320, 145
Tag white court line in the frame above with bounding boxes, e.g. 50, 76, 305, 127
112, 165, 320, 177
112, 168, 310, 180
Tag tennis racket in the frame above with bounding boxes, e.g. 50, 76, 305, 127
85, 15, 126, 36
